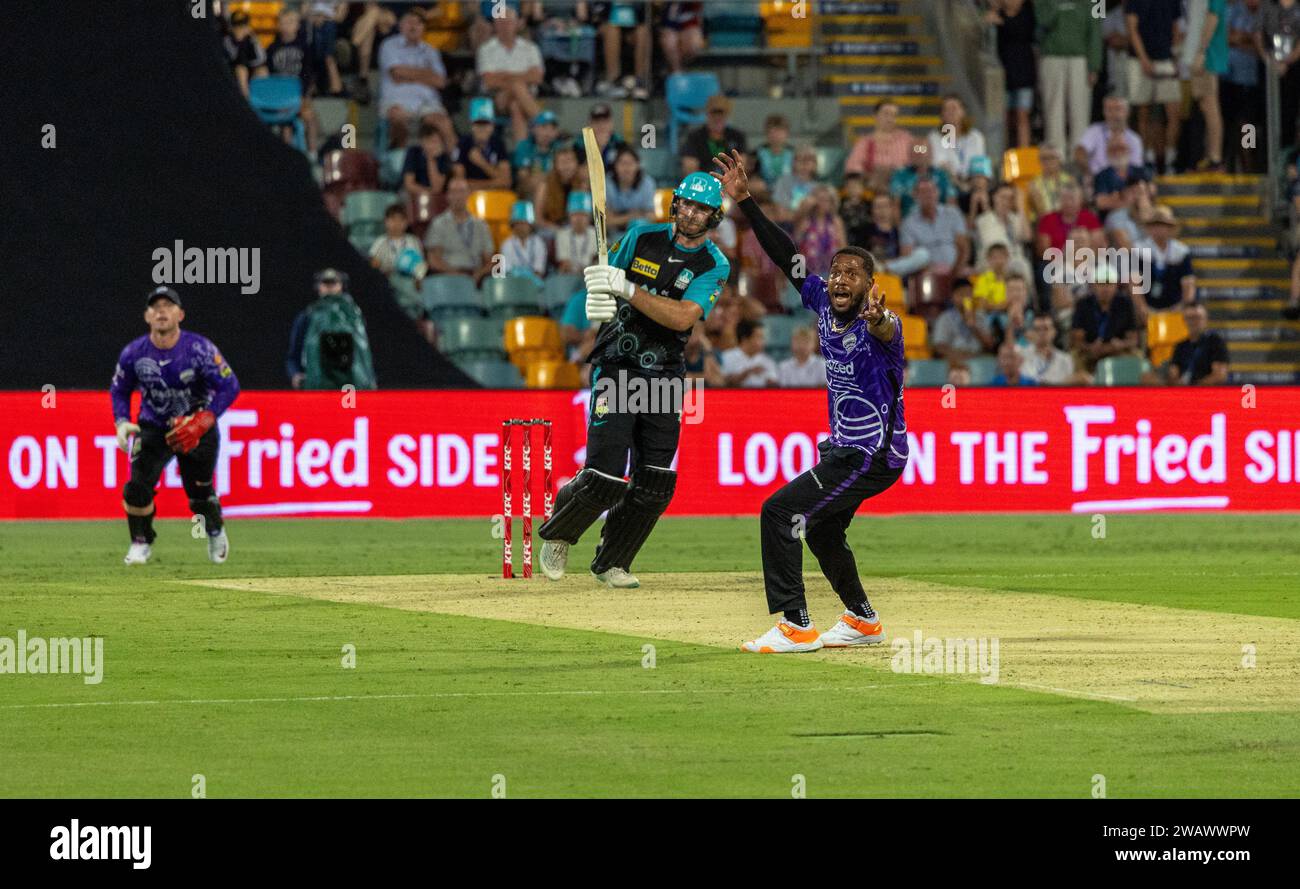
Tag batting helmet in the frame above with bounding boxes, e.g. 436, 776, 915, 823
671, 172, 725, 229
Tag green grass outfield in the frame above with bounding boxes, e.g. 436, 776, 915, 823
2, 514, 1298, 798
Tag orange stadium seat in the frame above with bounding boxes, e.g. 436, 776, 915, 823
468, 189, 516, 248
425, 1, 466, 27
503, 317, 563, 370
1002, 147, 1041, 188
900, 313, 930, 360
526, 360, 582, 389
653, 188, 676, 222
762, 1, 813, 48
876, 273, 907, 314
424, 1, 468, 51
228, 1, 283, 46
1148, 311, 1189, 367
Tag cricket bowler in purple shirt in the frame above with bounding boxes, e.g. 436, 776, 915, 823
110, 286, 241, 566
712, 150, 908, 653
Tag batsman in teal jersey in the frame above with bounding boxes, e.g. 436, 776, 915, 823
536, 172, 730, 589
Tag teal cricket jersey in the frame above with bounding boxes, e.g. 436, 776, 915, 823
586, 219, 728, 377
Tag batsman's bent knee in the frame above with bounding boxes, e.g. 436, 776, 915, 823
537, 467, 627, 544
123, 479, 155, 510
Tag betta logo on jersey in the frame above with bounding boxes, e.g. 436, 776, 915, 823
631, 257, 660, 278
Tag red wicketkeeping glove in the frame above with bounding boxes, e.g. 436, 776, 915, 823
165, 410, 216, 454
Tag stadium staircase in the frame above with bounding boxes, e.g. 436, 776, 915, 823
815, 1, 946, 146
1156, 173, 1300, 385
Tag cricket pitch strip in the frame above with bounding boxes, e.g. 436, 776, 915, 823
187, 572, 1300, 714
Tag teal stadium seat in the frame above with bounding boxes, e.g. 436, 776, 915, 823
248, 75, 305, 152
763, 314, 803, 361
966, 356, 998, 386
437, 317, 506, 360
779, 281, 805, 313
379, 149, 408, 190
343, 190, 395, 230
639, 150, 677, 185
704, 4, 763, 48
421, 274, 481, 319
313, 96, 350, 143
458, 358, 523, 388
543, 274, 583, 314
481, 276, 543, 319
666, 72, 720, 153
815, 146, 846, 182
348, 232, 374, 255
907, 359, 948, 387
1094, 355, 1145, 386
388, 274, 422, 319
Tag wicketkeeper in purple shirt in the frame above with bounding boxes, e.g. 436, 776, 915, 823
110, 286, 241, 565
713, 151, 908, 654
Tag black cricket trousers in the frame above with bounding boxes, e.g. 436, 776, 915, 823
760, 440, 904, 614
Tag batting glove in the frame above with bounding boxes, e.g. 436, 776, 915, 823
584, 264, 635, 300
165, 410, 216, 454
114, 419, 141, 456
586, 289, 618, 323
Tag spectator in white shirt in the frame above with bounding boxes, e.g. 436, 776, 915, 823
721, 319, 778, 388
1074, 94, 1144, 176
477, 7, 544, 142
927, 95, 987, 191
1016, 314, 1086, 384
369, 203, 426, 279
777, 327, 827, 387
555, 191, 598, 274
500, 200, 549, 281
378, 10, 453, 150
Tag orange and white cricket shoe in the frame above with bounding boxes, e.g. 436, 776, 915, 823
740, 620, 823, 653
820, 612, 886, 647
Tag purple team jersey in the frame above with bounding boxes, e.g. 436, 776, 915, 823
110, 330, 240, 427
803, 274, 908, 468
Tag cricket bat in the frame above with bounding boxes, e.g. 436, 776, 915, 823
582, 126, 609, 265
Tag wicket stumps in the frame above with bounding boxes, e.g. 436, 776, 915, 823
502, 419, 554, 578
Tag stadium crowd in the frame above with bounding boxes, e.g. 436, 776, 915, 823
220, 0, 1298, 389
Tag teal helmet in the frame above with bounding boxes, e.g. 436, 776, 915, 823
509, 200, 536, 225
566, 190, 593, 215
672, 172, 725, 228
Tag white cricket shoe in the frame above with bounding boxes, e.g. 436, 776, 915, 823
820, 612, 886, 647
208, 529, 229, 564
539, 539, 569, 580
593, 567, 640, 589
741, 620, 823, 654
124, 542, 152, 565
